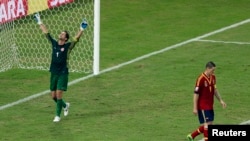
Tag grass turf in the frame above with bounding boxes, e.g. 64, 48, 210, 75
1, 0, 250, 140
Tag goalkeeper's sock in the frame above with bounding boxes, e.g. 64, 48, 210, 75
56, 99, 63, 117
62, 99, 66, 108
191, 125, 204, 138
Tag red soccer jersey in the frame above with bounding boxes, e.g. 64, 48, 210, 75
194, 73, 216, 110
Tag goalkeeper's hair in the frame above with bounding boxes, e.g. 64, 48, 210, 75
64, 30, 70, 41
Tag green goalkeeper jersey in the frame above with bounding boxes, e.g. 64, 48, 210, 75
45, 33, 79, 74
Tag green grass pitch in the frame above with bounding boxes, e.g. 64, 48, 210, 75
0, 0, 250, 140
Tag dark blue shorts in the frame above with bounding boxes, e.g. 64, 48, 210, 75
198, 110, 214, 124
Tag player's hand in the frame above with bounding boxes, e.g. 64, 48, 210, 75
193, 108, 198, 116
220, 100, 227, 109
34, 13, 42, 25
80, 18, 88, 31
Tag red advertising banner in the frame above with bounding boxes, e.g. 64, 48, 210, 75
0, 0, 28, 23
48, 0, 74, 9
0, 0, 74, 24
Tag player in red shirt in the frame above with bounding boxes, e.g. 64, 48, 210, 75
187, 61, 227, 141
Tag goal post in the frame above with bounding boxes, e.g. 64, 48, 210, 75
0, 0, 100, 75
94, 0, 100, 75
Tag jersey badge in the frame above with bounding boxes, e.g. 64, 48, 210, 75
204, 81, 208, 87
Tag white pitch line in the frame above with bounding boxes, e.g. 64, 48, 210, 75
197, 39, 250, 45
239, 120, 250, 125
1, 18, 250, 111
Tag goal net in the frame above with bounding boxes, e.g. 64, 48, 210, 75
0, 0, 96, 73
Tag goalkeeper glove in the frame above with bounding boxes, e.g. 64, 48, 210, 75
80, 19, 88, 31
34, 13, 42, 25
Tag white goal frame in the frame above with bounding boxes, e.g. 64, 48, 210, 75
0, 0, 100, 75
93, 0, 100, 75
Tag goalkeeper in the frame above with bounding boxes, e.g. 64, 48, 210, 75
34, 13, 88, 122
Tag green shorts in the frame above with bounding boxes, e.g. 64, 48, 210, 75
50, 73, 68, 91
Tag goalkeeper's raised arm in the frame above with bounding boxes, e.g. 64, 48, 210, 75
34, 13, 48, 33
74, 18, 88, 41
34, 13, 88, 40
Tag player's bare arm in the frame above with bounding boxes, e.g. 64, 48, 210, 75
39, 24, 48, 34
74, 30, 83, 40
214, 89, 227, 108
193, 93, 199, 115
